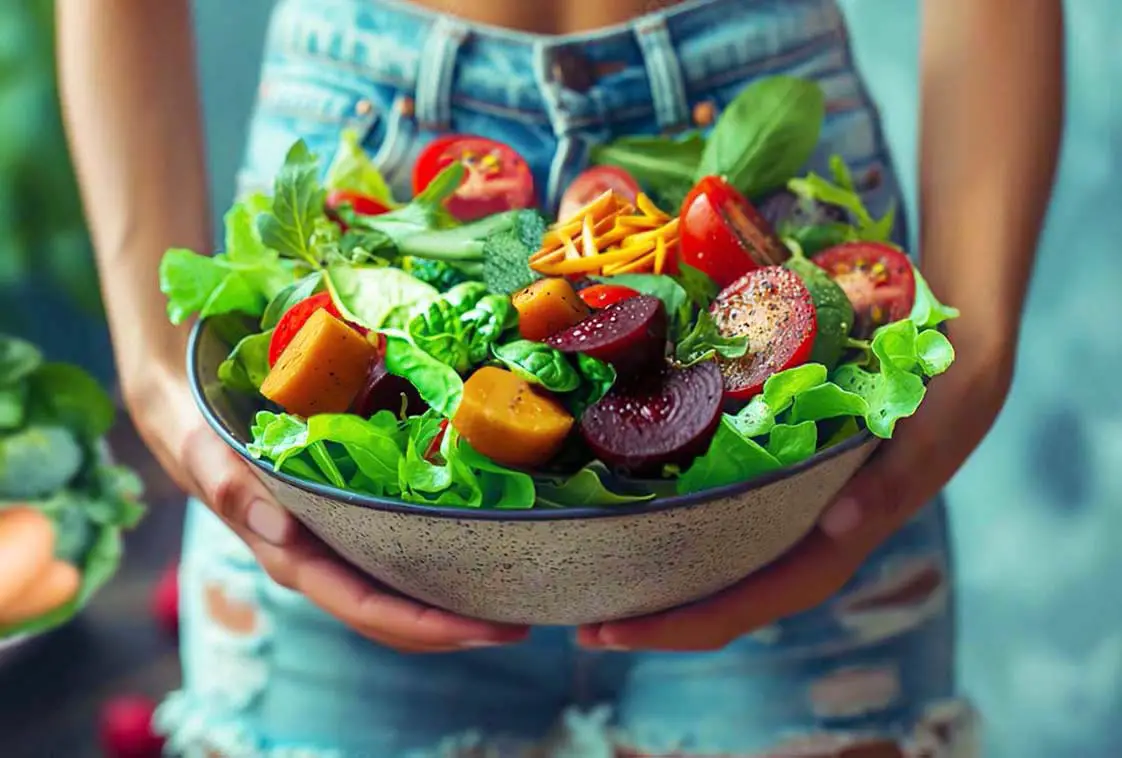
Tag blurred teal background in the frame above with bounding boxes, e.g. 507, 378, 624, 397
2, 1, 1116, 754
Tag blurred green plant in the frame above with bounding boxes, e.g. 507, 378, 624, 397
0, 1, 102, 317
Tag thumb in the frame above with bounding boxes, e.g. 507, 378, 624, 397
179, 423, 296, 550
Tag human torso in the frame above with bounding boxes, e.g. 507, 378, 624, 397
406, 0, 684, 33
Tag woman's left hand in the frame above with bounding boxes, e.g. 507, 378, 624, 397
578, 339, 1013, 652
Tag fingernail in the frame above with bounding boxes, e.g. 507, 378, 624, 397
246, 499, 291, 545
820, 496, 863, 538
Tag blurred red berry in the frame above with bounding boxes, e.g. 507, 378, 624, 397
99, 696, 165, 758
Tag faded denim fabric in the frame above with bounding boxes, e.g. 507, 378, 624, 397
163, 1, 976, 755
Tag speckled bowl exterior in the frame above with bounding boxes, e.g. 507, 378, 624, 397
190, 319, 879, 625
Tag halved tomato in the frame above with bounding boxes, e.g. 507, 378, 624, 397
710, 266, 817, 402
559, 166, 641, 222
813, 242, 916, 338
578, 283, 641, 309
413, 135, 536, 221
679, 176, 789, 289
267, 292, 341, 367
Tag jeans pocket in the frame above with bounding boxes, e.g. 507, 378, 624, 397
239, 60, 418, 199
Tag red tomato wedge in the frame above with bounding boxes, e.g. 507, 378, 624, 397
413, 135, 536, 221
813, 242, 916, 338
268, 292, 341, 367
325, 189, 391, 218
679, 176, 789, 289
578, 283, 641, 309
559, 166, 641, 222
710, 266, 817, 403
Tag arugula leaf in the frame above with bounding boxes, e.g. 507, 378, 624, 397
363, 163, 465, 242
909, 266, 960, 329
327, 263, 439, 330
675, 310, 748, 366
382, 332, 464, 417
492, 340, 581, 393
678, 417, 782, 494
787, 157, 895, 242
589, 132, 705, 194
535, 463, 654, 507
256, 140, 327, 265
698, 76, 825, 198
324, 128, 398, 207
218, 330, 273, 393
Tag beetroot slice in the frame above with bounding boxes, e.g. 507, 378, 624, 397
545, 294, 667, 374
710, 266, 817, 403
351, 357, 427, 418
579, 360, 723, 475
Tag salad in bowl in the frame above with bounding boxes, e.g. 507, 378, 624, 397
167, 75, 957, 624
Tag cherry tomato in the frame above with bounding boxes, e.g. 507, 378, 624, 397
325, 189, 391, 218
424, 419, 450, 461
813, 242, 916, 338
413, 135, 536, 221
267, 292, 341, 367
679, 176, 789, 289
709, 266, 817, 403
558, 166, 641, 222
578, 283, 641, 309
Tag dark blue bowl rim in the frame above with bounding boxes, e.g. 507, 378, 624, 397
188, 319, 876, 522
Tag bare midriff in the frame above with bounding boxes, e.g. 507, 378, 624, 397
405, 0, 684, 34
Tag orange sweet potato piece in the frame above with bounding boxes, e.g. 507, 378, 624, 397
260, 309, 378, 417
511, 278, 590, 342
452, 366, 574, 469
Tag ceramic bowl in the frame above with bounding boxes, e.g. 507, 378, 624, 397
189, 319, 880, 625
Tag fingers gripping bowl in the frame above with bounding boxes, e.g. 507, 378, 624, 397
171, 75, 958, 625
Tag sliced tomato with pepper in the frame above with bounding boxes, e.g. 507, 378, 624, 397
558, 166, 641, 222
679, 176, 789, 289
709, 266, 817, 403
578, 283, 641, 309
413, 135, 536, 221
813, 242, 916, 338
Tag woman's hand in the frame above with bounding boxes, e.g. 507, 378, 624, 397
579, 333, 1013, 651
127, 367, 529, 653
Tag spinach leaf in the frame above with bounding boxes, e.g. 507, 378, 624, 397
535, 462, 654, 507
25, 363, 116, 441
408, 283, 513, 373
698, 76, 825, 198
324, 128, 398, 207
492, 340, 581, 393
677, 417, 782, 494
589, 132, 705, 194
327, 263, 439, 329
261, 272, 323, 329
674, 310, 748, 367
256, 140, 327, 266
382, 332, 464, 417
218, 330, 274, 393
565, 354, 616, 417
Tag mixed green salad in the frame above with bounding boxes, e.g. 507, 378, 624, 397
0, 334, 143, 637
160, 75, 957, 509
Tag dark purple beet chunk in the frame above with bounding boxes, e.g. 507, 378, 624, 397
351, 358, 427, 418
545, 294, 667, 374
579, 360, 723, 475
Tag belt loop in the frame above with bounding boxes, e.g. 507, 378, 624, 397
633, 17, 691, 132
414, 16, 470, 132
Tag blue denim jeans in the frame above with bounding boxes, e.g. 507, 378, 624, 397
159, 1, 977, 755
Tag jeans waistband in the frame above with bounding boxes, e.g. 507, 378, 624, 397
263, 0, 851, 133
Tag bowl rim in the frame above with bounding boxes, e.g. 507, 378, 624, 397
189, 318, 875, 522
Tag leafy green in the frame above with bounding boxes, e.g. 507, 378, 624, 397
762, 363, 828, 414
218, 330, 273, 393
678, 417, 782, 494
408, 282, 514, 373
256, 140, 327, 266
404, 257, 474, 292
381, 332, 464, 417
788, 383, 869, 424
909, 267, 961, 329
916, 329, 955, 376
589, 132, 705, 194
786, 246, 854, 369
535, 462, 654, 507
766, 421, 819, 465
698, 76, 825, 198
675, 310, 748, 366
673, 263, 720, 310
324, 128, 398, 207
787, 156, 895, 242
491, 340, 580, 393
564, 354, 617, 417
25, 363, 115, 441
260, 272, 323, 329
326, 263, 439, 330
0, 334, 40, 384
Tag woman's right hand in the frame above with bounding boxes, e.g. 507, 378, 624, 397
126, 365, 529, 653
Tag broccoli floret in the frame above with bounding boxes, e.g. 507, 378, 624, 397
403, 257, 474, 292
